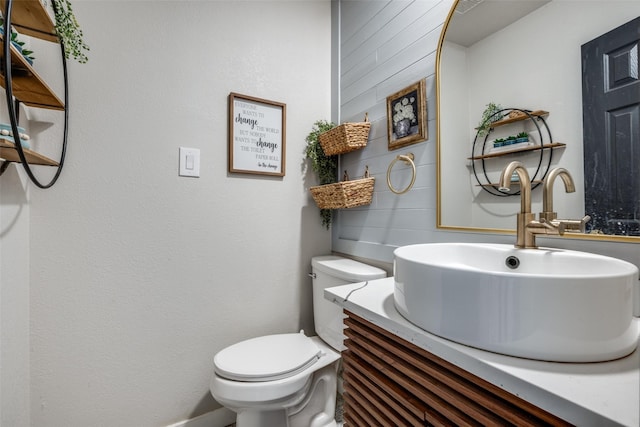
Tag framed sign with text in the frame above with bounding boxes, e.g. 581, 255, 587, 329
228, 93, 286, 176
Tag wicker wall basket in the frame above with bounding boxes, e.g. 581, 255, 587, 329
310, 177, 375, 209
318, 115, 371, 156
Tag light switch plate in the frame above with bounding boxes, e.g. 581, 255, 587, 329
179, 147, 200, 177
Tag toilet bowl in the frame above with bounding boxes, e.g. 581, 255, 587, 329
209, 255, 386, 427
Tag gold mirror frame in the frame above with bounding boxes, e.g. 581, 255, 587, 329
435, 0, 639, 244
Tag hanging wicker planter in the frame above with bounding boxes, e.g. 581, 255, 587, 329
318, 113, 371, 156
310, 168, 374, 209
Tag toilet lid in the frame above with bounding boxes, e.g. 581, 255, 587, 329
214, 332, 322, 382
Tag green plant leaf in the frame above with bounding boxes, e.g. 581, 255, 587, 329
305, 120, 337, 228
477, 102, 503, 138
53, 0, 89, 64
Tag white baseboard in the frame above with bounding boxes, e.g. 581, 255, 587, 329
166, 407, 236, 427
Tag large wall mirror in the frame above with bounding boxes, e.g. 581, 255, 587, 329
436, 0, 640, 242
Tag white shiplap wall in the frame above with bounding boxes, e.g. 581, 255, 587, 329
333, 0, 454, 262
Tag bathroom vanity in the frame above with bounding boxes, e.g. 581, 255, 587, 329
326, 278, 640, 426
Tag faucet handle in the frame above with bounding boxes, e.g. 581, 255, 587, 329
555, 215, 591, 235
580, 215, 592, 230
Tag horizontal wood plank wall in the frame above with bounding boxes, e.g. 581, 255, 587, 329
334, 0, 453, 262
342, 311, 573, 427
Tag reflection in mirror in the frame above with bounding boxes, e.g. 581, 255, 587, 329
436, 0, 640, 242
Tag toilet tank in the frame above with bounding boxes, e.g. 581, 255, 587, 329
311, 256, 386, 351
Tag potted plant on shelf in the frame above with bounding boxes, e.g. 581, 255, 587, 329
493, 137, 506, 148
516, 131, 529, 143
305, 120, 338, 228
52, 0, 89, 63
477, 102, 504, 138
505, 135, 517, 146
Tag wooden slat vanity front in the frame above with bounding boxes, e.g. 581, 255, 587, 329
342, 311, 572, 426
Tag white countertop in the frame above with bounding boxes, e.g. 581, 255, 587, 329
326, 278, 640, 427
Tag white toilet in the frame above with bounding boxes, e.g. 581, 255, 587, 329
210, 255, 386, 427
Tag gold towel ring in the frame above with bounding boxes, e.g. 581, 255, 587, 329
387, 153, 416, 195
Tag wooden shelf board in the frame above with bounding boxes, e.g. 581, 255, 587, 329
489, 110, 549, 129
0, 139, 58, 166
0, 0, 58, 42
0, 34, 65, 110
469, 142, 566, 160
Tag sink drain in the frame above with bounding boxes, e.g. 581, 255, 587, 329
505, 256, 520, 269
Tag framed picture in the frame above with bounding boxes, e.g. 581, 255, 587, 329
228, 92, 286, 176
386, 79, 427, 150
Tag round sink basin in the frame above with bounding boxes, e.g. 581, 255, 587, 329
393, 243, 639, 362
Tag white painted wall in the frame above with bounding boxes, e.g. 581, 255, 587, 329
334, 0, 640, 278
0, 142, 31, 427
439, 42, 470, 227
1, 1, 332, 426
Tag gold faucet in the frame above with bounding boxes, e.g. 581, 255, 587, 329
539, 167, 591, 235
539, 167, 575, 222
499, 161, 537, 248
499, 162, 590, 249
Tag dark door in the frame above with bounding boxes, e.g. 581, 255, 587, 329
582, 17, 640, 236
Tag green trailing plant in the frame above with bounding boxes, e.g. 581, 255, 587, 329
305, 120, 337, 229
477, 102, 503, 138
52, 0, 89, 64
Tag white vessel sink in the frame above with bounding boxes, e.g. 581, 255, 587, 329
393, 243, 639, 362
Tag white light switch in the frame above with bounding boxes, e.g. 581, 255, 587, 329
179, 147, 200, 177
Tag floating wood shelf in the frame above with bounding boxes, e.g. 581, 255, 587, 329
469, 142, 566, 160
0, 139, 58, 166
0, 33, 65, 110
488, 110, 549, 129
0, 0, 58, 42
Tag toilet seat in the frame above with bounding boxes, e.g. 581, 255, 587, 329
214, 332, 322, 382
